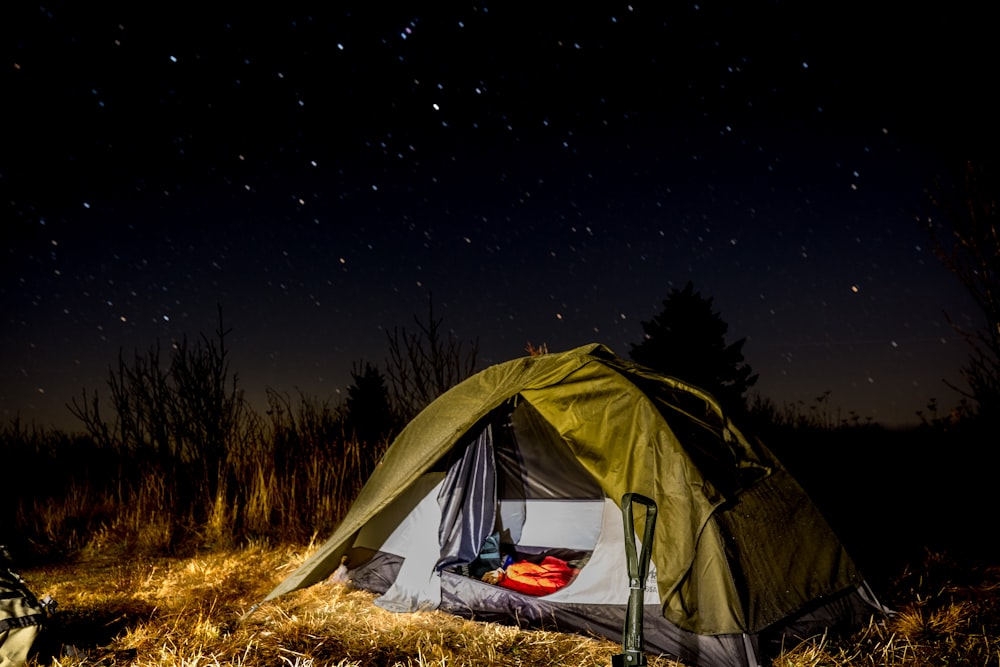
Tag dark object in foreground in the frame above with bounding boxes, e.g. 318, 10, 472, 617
0, 546, 52, 667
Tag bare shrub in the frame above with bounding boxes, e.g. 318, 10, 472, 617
384, 295, 479, 421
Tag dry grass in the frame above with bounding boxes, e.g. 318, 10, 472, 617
18, 543, 1000, 667
773, 555, 1000, 667
22, 543, 684, 667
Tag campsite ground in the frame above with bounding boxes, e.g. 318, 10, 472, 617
24, 544, 673, 667
19, 539, 1000, 666
8, 396, 1000, 665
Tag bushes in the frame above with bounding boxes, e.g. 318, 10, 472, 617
5, 324, 386, 558
5, 403, 383, 558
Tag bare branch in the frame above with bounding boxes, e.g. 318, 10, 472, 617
384, 294, 479, 421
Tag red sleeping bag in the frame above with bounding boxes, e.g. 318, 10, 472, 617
498, 556, 577, 596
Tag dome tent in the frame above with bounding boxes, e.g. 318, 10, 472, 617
260, 344, 885, 666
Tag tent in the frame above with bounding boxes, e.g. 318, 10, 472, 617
262, 344, 886, 667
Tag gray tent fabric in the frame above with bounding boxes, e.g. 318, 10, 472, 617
260, 344, 888, 667
370, 478, 445, 612
436, 425, 497, 573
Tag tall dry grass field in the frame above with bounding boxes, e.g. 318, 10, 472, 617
4, 392, 383, 557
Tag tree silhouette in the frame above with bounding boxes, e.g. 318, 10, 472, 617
630, 282, 758, 415
926, 160, 1000, 422
68, 306, 251, 512
344, 361, 398, 445
384, 294, 479, 421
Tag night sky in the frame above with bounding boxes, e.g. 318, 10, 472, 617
3, 2, 995, 432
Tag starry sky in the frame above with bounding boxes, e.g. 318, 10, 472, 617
3, 2, 995, 431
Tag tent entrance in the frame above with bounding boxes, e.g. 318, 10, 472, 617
433, 403, 611, 595
345, 399, 619, 608
492, 399, 605, 554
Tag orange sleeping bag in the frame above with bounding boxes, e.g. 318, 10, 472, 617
498, 556, 577, 596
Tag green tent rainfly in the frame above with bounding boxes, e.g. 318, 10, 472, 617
259, 344, 887, 667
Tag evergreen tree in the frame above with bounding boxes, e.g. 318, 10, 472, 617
630, 282, 758, 415
344, 361, 397, 445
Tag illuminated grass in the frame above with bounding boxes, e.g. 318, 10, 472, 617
24, 544, 685, 667
20, 544, 1000, 667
